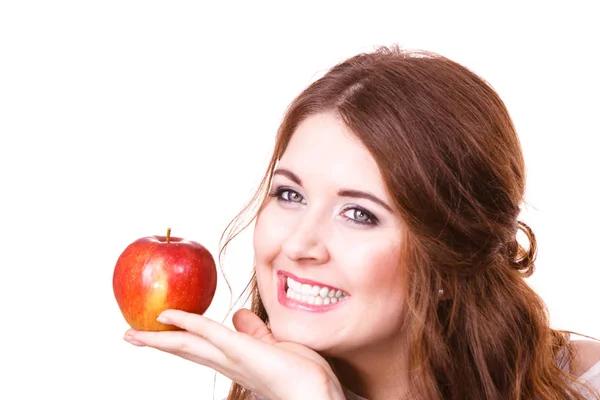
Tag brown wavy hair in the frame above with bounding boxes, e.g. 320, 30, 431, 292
216, 45, 599, 399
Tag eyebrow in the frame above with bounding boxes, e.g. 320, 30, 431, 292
273, 168, 393, 212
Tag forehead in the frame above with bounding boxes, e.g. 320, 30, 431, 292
278, 112, 387, 195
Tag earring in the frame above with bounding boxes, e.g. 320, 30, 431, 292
438, 289, 444, 296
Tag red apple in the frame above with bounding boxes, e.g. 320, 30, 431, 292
113, 228, 217, 331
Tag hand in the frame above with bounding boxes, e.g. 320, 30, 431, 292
123, 308, 345, 400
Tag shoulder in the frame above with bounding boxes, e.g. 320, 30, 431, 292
570, 339, 600, 376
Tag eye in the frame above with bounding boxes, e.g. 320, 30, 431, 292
268, 186, 306, 204
341, 206, 379, 226
267, 186, 379, 227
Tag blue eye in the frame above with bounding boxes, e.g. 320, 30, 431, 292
267, 186, 379, 226
269, 187, 306, 204
341, 206, 378, 226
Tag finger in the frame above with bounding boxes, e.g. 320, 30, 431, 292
158, 309, 246, 347
123, 328, 145, 346
129, 328, 228, 367
158, 309, 270, 361
124, 329, 248, 385
232, 308, 277, 344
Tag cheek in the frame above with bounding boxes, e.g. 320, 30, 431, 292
349, 243, 408, 334
253, 204, 290, 263
336, 236, 405, 299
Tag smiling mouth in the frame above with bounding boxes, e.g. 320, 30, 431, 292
277, 271, 349, 311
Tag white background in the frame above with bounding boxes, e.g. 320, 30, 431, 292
1, 1, 598, 399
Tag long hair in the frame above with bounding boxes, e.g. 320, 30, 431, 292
218, 45, 599, 399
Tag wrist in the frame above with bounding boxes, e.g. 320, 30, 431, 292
318, 375, 346, 400
284, 376, 345, 400
324, 382, 346, 400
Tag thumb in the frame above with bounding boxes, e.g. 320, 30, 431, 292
232, 308, 277, 344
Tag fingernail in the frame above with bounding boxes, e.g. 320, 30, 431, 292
123, 336, 145, 347
156, 315, 171, 324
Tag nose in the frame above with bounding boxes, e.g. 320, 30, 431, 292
281, 211, 330, 264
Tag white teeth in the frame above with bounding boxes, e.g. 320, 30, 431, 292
284, 275, 348, 306
301, 284, 312, 295
287, 277, 302, 291
310, 285, 320, 296
319, 287, 329, 298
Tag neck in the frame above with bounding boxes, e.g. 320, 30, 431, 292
327, 338, 411, 400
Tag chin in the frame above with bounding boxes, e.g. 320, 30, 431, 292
269, 320, 334, 351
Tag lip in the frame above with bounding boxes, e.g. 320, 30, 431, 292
276, 270, 349, 312
278, 270, 347, 293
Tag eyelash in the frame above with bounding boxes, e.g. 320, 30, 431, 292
267, 186, 380, 227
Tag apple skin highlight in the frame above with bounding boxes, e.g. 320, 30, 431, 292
113, 231, 217, 331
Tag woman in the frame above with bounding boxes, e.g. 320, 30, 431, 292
123, 45, 600, 399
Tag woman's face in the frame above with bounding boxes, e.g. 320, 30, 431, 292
253, 112, 407, 356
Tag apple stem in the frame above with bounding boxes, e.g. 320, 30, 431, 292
166, 228, 171, 244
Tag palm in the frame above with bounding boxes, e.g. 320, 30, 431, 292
232, 309, 340, 392
125, 308, 344, 400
